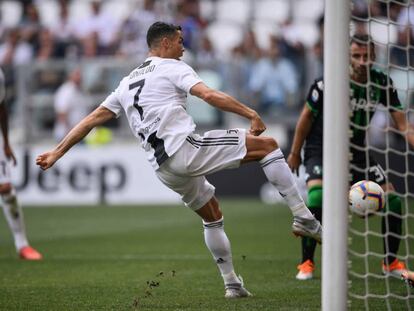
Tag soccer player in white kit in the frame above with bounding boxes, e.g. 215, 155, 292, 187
36, 22, 321, 297
0, 68, 42, 260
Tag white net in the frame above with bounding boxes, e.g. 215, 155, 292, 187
348, 1, 414, 310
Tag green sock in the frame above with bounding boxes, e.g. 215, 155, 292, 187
382, 194, 402, 265
301, 186, 322, 263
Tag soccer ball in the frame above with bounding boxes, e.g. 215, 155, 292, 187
349, 180, 385, 216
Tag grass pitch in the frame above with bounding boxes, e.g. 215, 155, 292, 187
0, 199, 412, 310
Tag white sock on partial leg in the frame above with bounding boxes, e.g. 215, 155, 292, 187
260, 148, 313, 219
1, 188, 29, 251
203, 217, 241, 285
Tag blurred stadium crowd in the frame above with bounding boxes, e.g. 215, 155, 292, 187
0, 0, 413, 143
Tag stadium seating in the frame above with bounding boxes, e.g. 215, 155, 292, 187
206, 21, 243, 58
292, 0, 324, 23
101, 0, 135, 22
68, 0, 93, 23
215, 0, 251, 24
37, 0, 60, 28
0, 0, 327, 141
369, 18, 398, 45
283, 22, 320, 48
187, 70, 223, 125
199, 0, 216, 22
0, 1, 22, 27
253, 0, 290, 24
390, 68, 414, 106
251, 21, 281, 50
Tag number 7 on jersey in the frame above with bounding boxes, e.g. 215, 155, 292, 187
129, 79, 145, 121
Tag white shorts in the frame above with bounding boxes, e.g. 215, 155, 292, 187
0, 143, 11, 184
156, 129, 247, 210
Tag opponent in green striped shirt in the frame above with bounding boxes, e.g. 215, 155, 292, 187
287, 34, 414, 280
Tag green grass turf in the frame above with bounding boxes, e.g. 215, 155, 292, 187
348, 208, 414, 311
0, 199, 412, 310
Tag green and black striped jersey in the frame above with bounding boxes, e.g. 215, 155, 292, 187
303, 68, 403, 163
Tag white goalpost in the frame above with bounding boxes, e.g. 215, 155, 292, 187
322, 1, 350, 310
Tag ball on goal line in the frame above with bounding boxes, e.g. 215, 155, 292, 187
349, 180, 385, 217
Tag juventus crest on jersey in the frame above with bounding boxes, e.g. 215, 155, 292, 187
101, 56, 202, 170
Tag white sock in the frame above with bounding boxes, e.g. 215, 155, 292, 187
203, 217, 241, 285
1, 188, 29, 251
260, 148, 313, 219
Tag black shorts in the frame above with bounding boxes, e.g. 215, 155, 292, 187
304, 156, 323, 182
304, 156, 387, 186
350, 158, 387, 185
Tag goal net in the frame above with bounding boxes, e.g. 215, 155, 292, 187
347, 1, 414, 309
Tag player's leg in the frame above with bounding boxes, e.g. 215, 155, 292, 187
196, 196, 251, 298
302, 183, 323, 261
0, 182, 42, 260
380, 182, 405, 277
243, 134, 322, 242
357, 161, 405, 277
155, 166, 250, 298
297, 179, 323, 280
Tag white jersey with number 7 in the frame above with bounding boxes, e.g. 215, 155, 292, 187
101, 56, 202, 170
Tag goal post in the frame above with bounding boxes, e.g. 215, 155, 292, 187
322, 1, 350, 310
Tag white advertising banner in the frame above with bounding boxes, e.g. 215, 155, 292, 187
11, 145, 181, 206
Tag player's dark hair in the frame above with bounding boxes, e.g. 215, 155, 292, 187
146, 22, 182, 48
350, 34, 374, 47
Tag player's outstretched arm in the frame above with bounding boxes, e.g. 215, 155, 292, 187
190, 82, 266, 136
0, 103, 17, 165
287, 104, 314, 175
36, 106, 115, 170
390, 110, 414, 149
